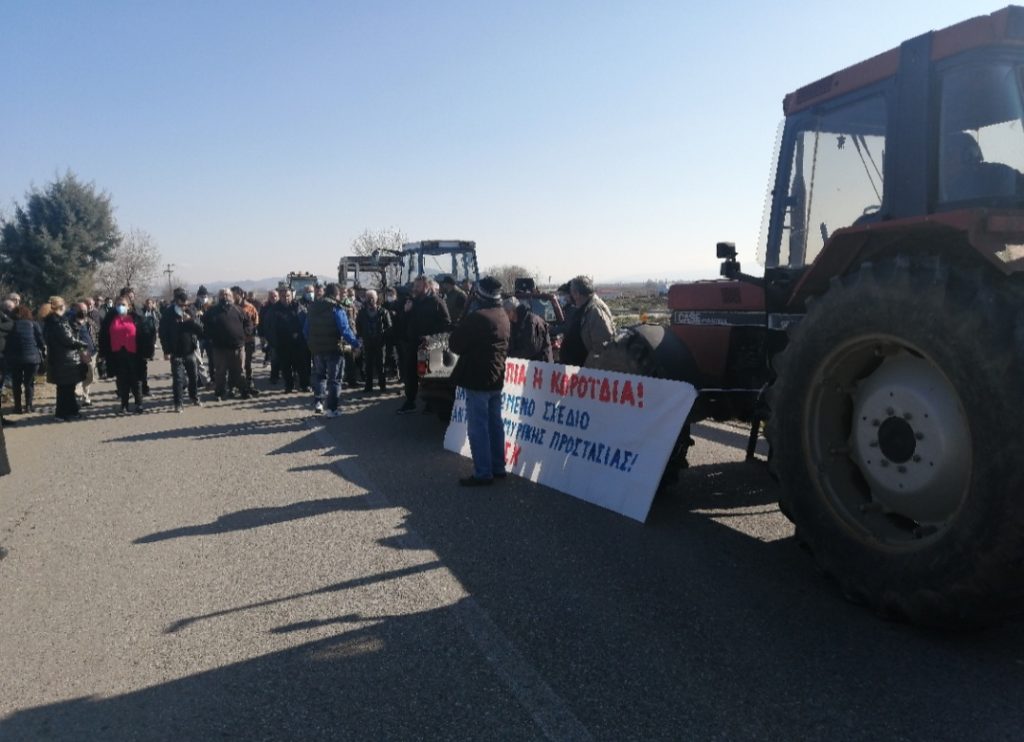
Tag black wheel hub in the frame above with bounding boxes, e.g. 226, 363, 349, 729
877, 416, 916, 464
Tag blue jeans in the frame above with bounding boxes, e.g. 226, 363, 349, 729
465, 388, 505, 480
313, 352, 344, 411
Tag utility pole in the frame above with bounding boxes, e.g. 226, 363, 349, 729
163, 263, 175, 294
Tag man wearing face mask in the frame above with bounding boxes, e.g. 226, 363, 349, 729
202, 288, 253, 401
71, 301, 98, 406
160, 288, 205, 412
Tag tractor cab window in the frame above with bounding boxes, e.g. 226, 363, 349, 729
938, 64, 1024, 204
780, 95, 887, 268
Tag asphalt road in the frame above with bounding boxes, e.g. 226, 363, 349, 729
1, 359, 1022, 741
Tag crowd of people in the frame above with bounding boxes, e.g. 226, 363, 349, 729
0, 274, 615, 481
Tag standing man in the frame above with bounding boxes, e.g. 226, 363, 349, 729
503, 296, 553, 362
355, 289, 392, 393
397, 275, 450, 414
259, 289, 279, 377
303, 283, 360, 417
448, 276, 510, 486
71, 302, 98, 406
273, 288, 311, 394
203, 288, 251, 401
232, 286, 261, 396
159, 288, 205, 412
383, 287, 402, 380
559, 275, 615, 366
439, 275, 468, 325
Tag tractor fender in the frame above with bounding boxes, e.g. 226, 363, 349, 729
586, 323, 703, 388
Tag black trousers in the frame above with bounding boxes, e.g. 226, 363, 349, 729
55, 383, 79, 419
170, 354, 199, 405
401, 340, 419, 403
113, 348, 142, 407
9, 363, 38, 411
279, 343, 311, 391
363, 340, 386, 390
243, 340, 256, 385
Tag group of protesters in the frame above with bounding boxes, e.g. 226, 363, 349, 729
0, 274, 614, 482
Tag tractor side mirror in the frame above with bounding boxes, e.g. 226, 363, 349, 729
717, 242, 741, 279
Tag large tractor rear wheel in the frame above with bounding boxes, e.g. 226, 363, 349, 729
767, 254, 1024, 627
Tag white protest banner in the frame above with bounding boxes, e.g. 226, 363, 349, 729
443, 360, 698, 522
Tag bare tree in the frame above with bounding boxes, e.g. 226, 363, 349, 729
95, 228, 161, 299
350, 227, 406, 257
481, 264, 539, 292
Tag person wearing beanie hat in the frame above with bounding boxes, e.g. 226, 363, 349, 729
448, 275, 510, 486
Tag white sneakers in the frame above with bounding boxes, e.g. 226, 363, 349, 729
314, 401, 324, 414
324, 409, 341, 418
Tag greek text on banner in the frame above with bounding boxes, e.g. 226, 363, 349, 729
443, 360, 698, 522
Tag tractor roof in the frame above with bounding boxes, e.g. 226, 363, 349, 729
784, 5, 1024, 115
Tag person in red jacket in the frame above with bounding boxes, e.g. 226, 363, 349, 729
448, 276, 510, 486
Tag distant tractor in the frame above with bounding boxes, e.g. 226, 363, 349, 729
603, 6, 1024, 626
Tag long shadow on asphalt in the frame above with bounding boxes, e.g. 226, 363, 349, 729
132, 495, 381, 544
7, 390, 1024, 741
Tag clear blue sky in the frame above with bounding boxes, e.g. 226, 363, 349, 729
0, 0, 1001, 286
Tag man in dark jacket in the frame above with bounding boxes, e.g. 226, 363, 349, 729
448, 276, 510, 486
398, 275, 451, 414
503, 297, 553, 362
203, 288, 252, 401
259, 289, 279, 381
160, 287, 205, 411
271, 288, 311, 393
439, 275, 468, 324
355, 289, 392, 393
303, 283, 360, 417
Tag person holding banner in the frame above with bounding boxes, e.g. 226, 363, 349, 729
448, 276, 510, 486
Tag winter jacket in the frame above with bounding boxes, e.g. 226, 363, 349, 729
258, 302, 277, 341
43, 314, 85, 386
159, 305, 204, 357
355, 305, 392, 345
203, 301, 250, 350
560, 295, 613, 366
0, 310, 12, 356
404, 292, 451, 343
271, 301, 307, 349
74, 318, 96, 355
304, 297, 360, 354
578, 294, 615, 356
3, 319, 45, 366
137, 309, 158, 357
443, 286, 468, 324
508, 305, 553, 363
239, 300, 259, 343
448, 301, 510, 392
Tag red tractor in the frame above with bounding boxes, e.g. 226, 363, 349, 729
615, 7, 1024, 626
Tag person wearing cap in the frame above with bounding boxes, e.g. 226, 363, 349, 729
560, 275, 614, 366
448, 276, 510, 486
439, 275, 468, 324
